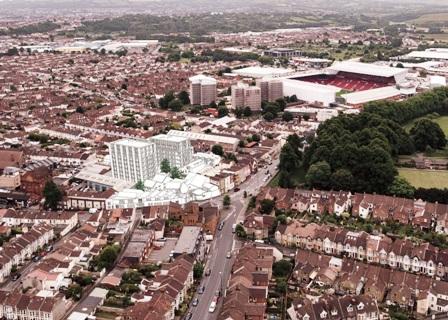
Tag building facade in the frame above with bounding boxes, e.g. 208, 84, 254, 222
189, 75, 217, 106
256, 78, 284, 102
231, 83, 261, 111
110, 139, 157, 183
151, 135, 193, 170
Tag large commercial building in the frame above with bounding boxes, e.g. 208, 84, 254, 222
256, 78, 284, 102
189, 74, 217, 106
110, 134, 194, 183
231, 82, 262, 111
110, 139, 157, 183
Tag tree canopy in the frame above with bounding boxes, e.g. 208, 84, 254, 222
410, 119, 446, 152
43, 180, 63, 210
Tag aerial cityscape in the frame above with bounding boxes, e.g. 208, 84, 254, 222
1, 0, 448, 319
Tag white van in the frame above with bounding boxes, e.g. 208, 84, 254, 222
209, 301, 217, 313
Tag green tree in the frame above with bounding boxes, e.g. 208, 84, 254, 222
218, 106, 229, 118
93, 245, 120, 271
135, 180, 145, 191
259, 199, 275, 215
276, 278, 287, 294
410, 119, 446, 151
160, 159, 171, 173
121, 270, 142, 284
168, 98, 183, 112
178, 90, 190, 105
66, 284, 83, 300
388, 176, 415, 199
223, 195, 231, 208
235, 224, 247, 238
305, 161, 331, 189
159, 91, 175, 109
211, 144, 224, 156
243, 107, 252, 117
273, 260, 293, 278
330, 168, 354, 191
170, 166, 184, 179
282, 111, 293, 122
263, 112, 275, 121
43, 180, 63, 210
193, 263, 204, 280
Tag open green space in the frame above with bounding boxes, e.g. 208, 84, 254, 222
407, 12, 448, 25
403, 115, 448, 136
398, 168, 448, 189
269, 167, 306, 188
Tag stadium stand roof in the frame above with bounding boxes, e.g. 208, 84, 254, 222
342, 86, 401, 105
407, 50, 448, 61
329, 61, 408, 78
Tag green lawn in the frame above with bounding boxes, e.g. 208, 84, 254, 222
403, 115, 448, 136
398, 168, 448, 189
269, 167, 306, 187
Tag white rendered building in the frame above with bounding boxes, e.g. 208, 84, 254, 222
110, 139, 156, 183
151, 134, 194, 169
109, 135, 194, 183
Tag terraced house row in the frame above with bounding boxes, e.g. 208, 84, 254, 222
292, 249, 448, 315
276, 221, 448, 279
0, 224, 54, 282
258, 187, 448, 233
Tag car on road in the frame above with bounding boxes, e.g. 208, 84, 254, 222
218, 222, 224, 230
185, 312, 193, 320
198, 285, 205, 294
192, 297, 199, 306
205, 268, 211, 276
233, 187, 240, 192
32, 255, 41, 262
209, 300, 217, 313
11, 273, 21, 281
226, 251, 232, 259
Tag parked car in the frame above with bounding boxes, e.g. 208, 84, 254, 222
185, 312, 193, 320
234, 187, 240, 192
11, 273, 21, 281
192, 298, 199, 306
226, 251, 232, 259
205, 268, 211, 276
198, 285, 205, 294
218, 222, 224, 231
209, 300, 217, 313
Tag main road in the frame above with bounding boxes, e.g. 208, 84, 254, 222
190, 159, 279, 320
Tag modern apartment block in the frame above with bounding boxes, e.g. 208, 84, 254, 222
110, 139, 157, 183
231, 82, 262, 111
189, 74, 217, 106
110, 135, 194, 183
256, 78, 284, 102
151, 134, 194, 170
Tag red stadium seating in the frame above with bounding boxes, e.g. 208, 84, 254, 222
296, 72, 395, 92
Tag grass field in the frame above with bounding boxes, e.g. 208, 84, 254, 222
423, 33, 448, 42
403, 115, 448, 136
398, 168, 448, 189
408, 12, 448, 25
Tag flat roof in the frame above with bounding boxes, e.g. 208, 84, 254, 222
407, 50, 448, 61
150, 134, 188, 143
168, 130, 239, 145
173, 226, 202, 255
329, 61, 407, 78
232, 66, 294, 78
342, 86, 401, 105
189, 74, 217, 84
111, 139, 151, 148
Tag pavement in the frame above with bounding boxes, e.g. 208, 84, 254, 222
189, 159, 279, 320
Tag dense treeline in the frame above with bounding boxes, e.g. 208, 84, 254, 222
363, 87, 448, 124
415, 188, 448, 204
0, 21, 59, 36
76, 13, 328, 37
278, 87, 448, 194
